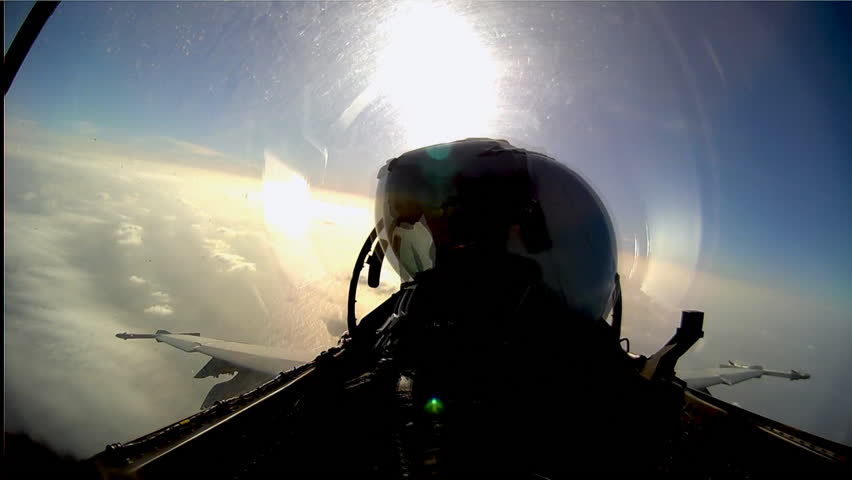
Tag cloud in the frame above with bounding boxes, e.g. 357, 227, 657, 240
216, 226, 252, 237
97, 192, 111, 201
3, 208, 215, 458
203, 238, 229, 252
203, 238, 256, 272
144, 305, 174, 316
2, 116, 373, 458
163, 137, 224, 157
212, 253, 257, 272
151, 291, 170, 302
115, 222, 143, 245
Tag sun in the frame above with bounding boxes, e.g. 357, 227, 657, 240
375, 2, 499, 149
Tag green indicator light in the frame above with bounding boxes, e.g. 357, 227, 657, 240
424, 397, 445, 415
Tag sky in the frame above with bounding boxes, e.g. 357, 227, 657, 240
4, 1, 851, 456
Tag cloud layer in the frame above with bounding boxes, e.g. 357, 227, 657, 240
4, 135, 390, 457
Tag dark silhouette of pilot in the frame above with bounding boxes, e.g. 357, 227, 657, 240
336, 138, 684, 476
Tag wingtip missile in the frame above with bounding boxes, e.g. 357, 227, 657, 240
115, 331, 202, 340
116, 332, 157, 340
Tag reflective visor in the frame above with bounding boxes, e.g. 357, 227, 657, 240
377, 139, 536, 270
375, 138, 617, 321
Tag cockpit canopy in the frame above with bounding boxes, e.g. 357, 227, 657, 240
375, 138, 618, 322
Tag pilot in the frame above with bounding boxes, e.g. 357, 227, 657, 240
360, 138, 682, 474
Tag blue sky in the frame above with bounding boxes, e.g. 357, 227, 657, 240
6, 2, 852, 306
674, 3, 851, 304
5, 1, 850, 312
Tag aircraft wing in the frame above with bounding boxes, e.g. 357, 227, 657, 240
116, 330, 308, 376
680, 361, 811, 393
116, 330, 310, 408
681, 368, 764, 392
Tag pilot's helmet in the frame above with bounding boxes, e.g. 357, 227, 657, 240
375, 138, 618, 322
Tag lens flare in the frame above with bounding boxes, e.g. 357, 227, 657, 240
424, 397, 445, 415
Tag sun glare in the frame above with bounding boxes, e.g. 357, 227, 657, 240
262, 151, 312, 238
376, 2, 499, 149
260, 151, 392, 289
